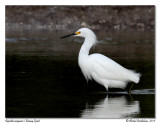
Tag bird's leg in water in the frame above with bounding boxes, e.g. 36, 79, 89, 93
128, 83, 134, 94
105, 85, 109, 94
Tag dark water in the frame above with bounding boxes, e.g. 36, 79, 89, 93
6, 29, 155, 118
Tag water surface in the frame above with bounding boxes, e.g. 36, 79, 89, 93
6, 29, 155, 118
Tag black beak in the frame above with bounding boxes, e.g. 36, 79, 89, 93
60, 33, 76, 39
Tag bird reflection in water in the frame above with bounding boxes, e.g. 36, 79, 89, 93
81, 95, 140, 118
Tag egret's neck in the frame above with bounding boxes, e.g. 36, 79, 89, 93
79, 39, 92, 56
79, 36, 96, 61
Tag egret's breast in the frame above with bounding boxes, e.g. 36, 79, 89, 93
78, 57, 92, 81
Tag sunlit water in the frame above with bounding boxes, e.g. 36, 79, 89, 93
6, 29, 155, 118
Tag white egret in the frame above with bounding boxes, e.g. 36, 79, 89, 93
60, 28, 141, 93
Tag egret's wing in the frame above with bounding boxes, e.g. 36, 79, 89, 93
89, 53, 131, 81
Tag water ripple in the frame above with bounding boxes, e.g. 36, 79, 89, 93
6, 37, 48, 43
110, 89, 155, 95
132, 89, 155, 94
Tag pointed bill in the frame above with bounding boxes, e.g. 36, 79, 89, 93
59, 33, 76, 39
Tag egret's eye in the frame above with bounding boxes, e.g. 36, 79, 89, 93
75, 31, 81, 35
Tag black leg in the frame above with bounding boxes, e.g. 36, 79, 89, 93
127, 82, 134, 94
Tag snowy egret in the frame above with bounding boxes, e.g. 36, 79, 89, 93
60, 28, 141, 93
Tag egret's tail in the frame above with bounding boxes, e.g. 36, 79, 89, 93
129, 71, 141, 83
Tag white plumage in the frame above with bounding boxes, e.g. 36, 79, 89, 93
60, 28, 141, 93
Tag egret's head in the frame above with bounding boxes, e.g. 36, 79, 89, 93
60, 28, 96, 39
74, 28, 96, 38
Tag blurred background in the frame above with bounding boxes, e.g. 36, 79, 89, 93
6, 6, 155, 31
6, 6, 155, 118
